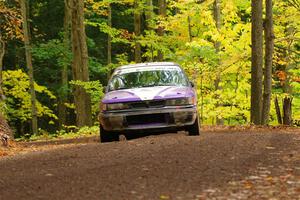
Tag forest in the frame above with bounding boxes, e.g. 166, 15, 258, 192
0, 0, 299, 139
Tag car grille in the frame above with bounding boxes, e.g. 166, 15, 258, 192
126, 113, 168, 126
128, 100, 165, 109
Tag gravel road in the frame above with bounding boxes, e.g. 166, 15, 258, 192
1, 131, 300, 200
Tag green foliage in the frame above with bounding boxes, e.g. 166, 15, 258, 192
87, 21, 131, 44
2, 70, 57, 123
69, 80, 104, 116
32, 39, 72, 68
157, 0, 253, 124
16, 126, 99, 141
2, 0, 300, 131
54, 125, 99, 140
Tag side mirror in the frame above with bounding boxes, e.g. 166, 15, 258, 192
103, 86, 107, 93
190, 81, 195, 88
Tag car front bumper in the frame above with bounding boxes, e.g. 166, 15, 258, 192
99, 106, 198, 131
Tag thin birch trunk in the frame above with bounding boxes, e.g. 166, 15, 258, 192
20, 0, 38, 134
188, 16, 192, 42
145, 0, 154, 61
213, 0, 223, 125
261, 0, 274, 125
274, 96, 282, 124
282, 26, 295, 125
107, 3, 112, 70
58, 0, 71, 128
145, 0, 153, 29
134, 0, 141, 63
0, 34, 5, 100
157, 0, 166, 61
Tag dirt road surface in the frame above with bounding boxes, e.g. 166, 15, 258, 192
1, 131, 300, 200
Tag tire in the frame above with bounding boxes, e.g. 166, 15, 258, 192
186, 117, 200, 136
100, 125, 117, 143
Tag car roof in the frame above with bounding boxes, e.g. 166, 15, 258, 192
113, 62, 181, 74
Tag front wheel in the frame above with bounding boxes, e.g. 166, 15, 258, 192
186, 117, 200, 136
100, 125, 118, 143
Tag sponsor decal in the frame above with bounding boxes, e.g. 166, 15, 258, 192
127, 86, 170, 101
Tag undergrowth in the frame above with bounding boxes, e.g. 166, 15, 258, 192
16, 126, 99, 142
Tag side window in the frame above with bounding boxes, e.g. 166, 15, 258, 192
109, 76, 125, 91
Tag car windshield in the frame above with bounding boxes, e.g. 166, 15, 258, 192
108, 68, 189, 91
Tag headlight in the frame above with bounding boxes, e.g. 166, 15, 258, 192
106, 103, 129, 111
166, 97, 195, 106
100, 103, 107, 111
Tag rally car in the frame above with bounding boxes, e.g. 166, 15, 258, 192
99, 62, 200, 142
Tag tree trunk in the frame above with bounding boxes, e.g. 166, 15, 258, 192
274, 96, 282, 124
58, 0, 71, 128
134, 0, 141, 63
251, 0, 263, 125
71, 0, 92, 127
145, 0, 153, 30
0, 113, 12, 146
187, 16, 192, 42
200, 74, 204, 122
145, 0, 154, 61
261, 0, 274, 125
213, 0, 223, 125
283, 97, 292, 125
157, 0, 166, 61
0, 34, 12, 146
107, 3, 112, 77
20, 0, 38, 135
0, 34, 5, 100
282, 26, 294, 125
213, 0, 221, 36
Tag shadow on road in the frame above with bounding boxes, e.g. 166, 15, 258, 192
121, 128, 184, 141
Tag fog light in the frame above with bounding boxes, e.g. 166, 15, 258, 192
173, 112, 188, 124
109, 116, 124, 128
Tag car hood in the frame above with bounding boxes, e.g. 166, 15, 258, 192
102, 86, 195, 104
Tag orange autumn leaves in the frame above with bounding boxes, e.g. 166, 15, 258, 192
0, 2, 22, 40
276, 71, 300, 86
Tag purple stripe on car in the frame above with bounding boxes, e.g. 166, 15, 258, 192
102, 86, 195, 104
102, 90, 141, 104
154, 86, 195, 100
